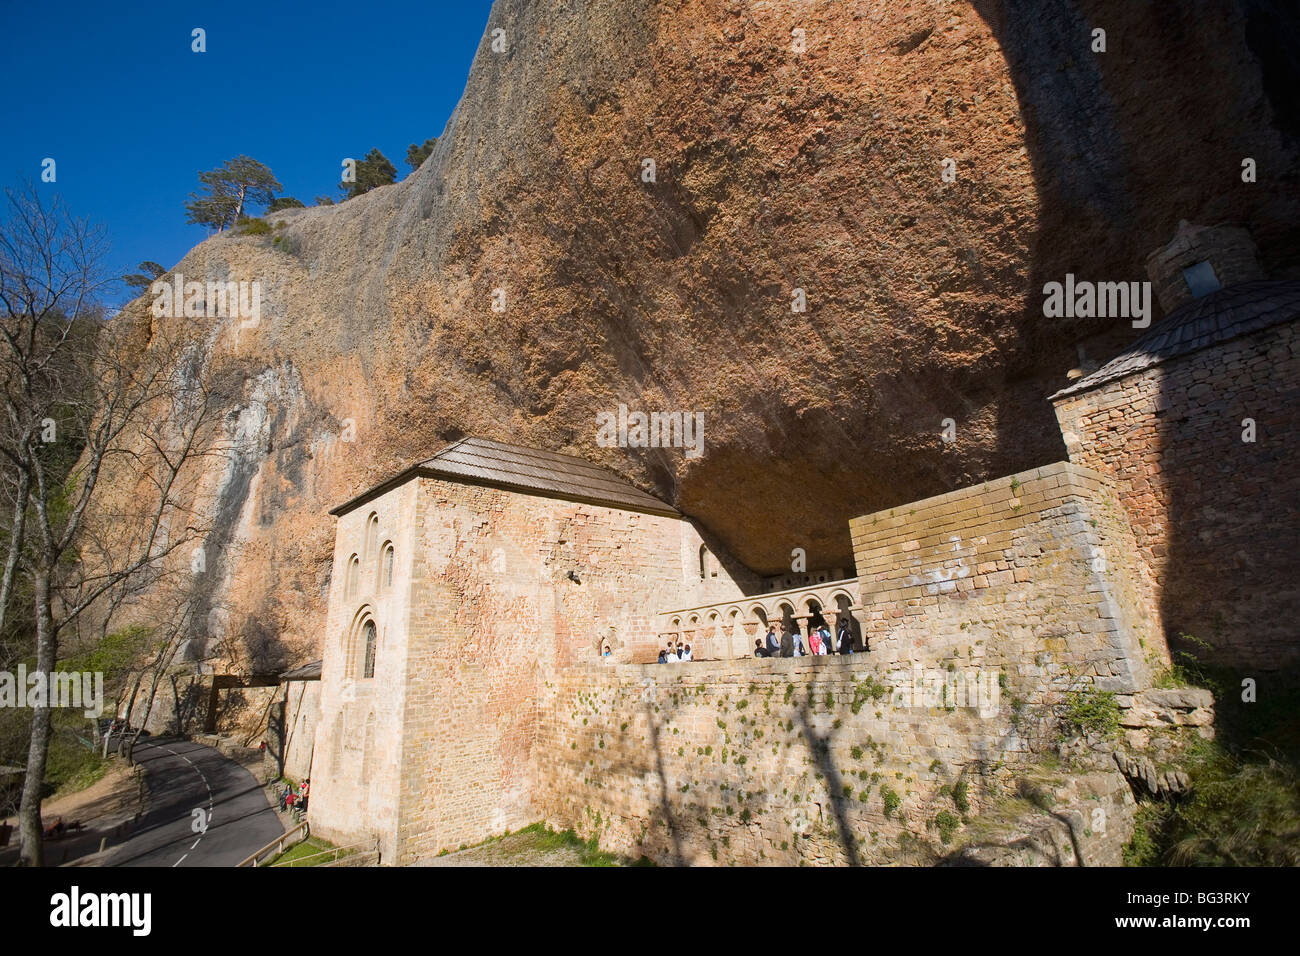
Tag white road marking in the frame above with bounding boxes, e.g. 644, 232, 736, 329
158, 742, 217, 867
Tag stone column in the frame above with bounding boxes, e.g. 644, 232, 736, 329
849, 605, 870, 652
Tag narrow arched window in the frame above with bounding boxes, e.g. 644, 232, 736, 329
381, 544, 394, 590
345, 555, 360, 599
362, 620, 377, 679
699, 544, 708, 580
364, 513, 379, 560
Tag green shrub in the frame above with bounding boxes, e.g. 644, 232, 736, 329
934, 810, 960, 845
952, 780, 970, 814
1127, 739, 1300, 866
1061, 688, 1120, 739
236, 216, 271, 236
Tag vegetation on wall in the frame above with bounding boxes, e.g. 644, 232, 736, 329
1124, 640, 1300, 866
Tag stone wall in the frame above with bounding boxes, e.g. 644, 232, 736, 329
309, 479, 420, 858
535, 464, 1166, 865
1053, 321, 1300, 670
849, 461, 1168, 692
311, 474, 756, 863
280, 680, 320, 782
535, 658, 1136, 866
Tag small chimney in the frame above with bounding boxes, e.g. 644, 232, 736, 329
1145, 220, 1265, 313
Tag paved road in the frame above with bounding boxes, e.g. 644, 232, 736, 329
109, 737, 285, 867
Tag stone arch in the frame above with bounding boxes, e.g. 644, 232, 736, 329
802, 594, 830, 630
775, 600, 796, 632
725, 607, 742, 658
701, 610, 720, 659
833, 593, 863, 650
827, 588, 855, 608
345, 553, 360, 599
364, 512, 380, 560
378, 541, 395, 590
345, 605, 377, 679
796, 592, 823, 613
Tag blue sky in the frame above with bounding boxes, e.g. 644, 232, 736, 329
2, 0, 496, 304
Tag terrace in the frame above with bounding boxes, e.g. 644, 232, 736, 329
655, 577, 867, 660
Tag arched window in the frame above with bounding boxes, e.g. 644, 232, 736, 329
362, 620, 377, 679
345, 555, 360, 599
380, 543, 394, 590
699, 544, 708, 580
364, 513, 380, 560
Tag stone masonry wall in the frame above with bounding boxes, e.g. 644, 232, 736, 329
387, 478, 754, 863
281, 680, 320, 783
536, 463, 1162, 865
849, 461, 1168, 692
308, 480, 420, 859
1053, 321, 1300, 671
536, 658, 1135, 866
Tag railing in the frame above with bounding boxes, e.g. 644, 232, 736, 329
267, 839, 374, 867
236, 819, 309, 868
656, 577, 866, 659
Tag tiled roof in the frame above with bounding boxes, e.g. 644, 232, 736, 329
331, 437, 678, 517
1050, 280, 1300, 400
279, 661, 322, 681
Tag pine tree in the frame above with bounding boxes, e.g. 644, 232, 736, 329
406, 137, 438, 170
122, 260, 167, 293
341, 148, 397, 199
184, 156, 282, 232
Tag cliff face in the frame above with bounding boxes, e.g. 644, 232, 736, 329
126, 0, 1300, 669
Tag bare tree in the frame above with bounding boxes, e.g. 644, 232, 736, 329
0, 181, 233, 865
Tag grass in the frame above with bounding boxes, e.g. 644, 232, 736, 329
1125, 735, 1300, 866
51, 751, 110, 797
432, 822, 650, 867
267, 835, 355, 867
1123, 639, 1300, 866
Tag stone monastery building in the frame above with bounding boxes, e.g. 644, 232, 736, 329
302, 223, 1298, 865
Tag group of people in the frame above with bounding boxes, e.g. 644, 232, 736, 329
754, 618, 855, 658
280, 778, 310, 814
658, 641, 694, 663
655, 618, 857, 663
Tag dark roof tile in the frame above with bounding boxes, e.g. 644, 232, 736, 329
1051, 280, 1300, 400
331, 437, 678, 517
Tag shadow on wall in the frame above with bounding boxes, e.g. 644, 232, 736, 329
601, 672, 874, 867
974, 0, 1300, 675
794, 702, 861, 866
1156, 311, 1300, 673
972, 0, 1300, 498
1157, 2, 1300, 675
